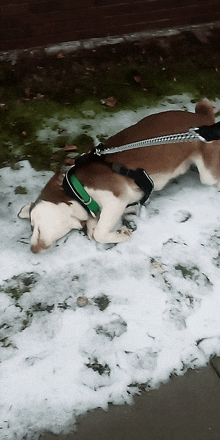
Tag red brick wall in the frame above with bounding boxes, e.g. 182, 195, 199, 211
1, 0, 220, 51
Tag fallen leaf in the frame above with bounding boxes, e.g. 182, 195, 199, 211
133, 75, 142, 83
65, 157, 76, 165
61, 145, 78, 151
132, 72, 146, 90
25, 87, 30, 98
101, 97, 117, 107
36, 93, 45, 99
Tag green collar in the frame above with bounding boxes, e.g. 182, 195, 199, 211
63, 169, 100, 217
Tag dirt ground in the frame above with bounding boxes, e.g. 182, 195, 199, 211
1, 24, 220, 169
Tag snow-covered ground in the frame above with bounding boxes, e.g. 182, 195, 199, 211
1, 96, 220, 440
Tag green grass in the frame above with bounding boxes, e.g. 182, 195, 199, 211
1, 34, 220, 170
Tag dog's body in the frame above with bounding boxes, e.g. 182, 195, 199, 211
19, 99, 219, 253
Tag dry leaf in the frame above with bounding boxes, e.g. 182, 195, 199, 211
25, 87, 30, 97
36, 93, 45, 99
133, 75, 142, 83
101, 97, 117, 107
65, 157, 76, 165
61, 145, 78, 151
57, 52, 65, 58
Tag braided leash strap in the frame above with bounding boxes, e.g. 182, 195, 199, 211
95, 128, 204, 156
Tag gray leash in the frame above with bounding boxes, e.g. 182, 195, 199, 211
95, 128, 205, 156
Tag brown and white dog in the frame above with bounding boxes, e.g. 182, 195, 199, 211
19, 99, 219, 253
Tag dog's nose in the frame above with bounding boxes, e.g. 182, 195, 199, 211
31, 238, 48, 253
31, 244, 40, 253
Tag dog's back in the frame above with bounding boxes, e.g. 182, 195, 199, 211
19, 99, 219, 251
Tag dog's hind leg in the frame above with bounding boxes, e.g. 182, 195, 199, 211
93, 198, 133, 244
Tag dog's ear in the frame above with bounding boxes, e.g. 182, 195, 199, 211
18, 203, 34, 219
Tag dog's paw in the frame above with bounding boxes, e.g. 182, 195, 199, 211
86, 217, 98, 240
122, 217, 137, 232
116, 226, 133, 239
93, 226, 132, 244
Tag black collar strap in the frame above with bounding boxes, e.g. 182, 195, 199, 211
63, 166, 100, 217
112, 163, 154, 205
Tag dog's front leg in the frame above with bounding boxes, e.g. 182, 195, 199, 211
93, 199, 132, 244
86, 217, 99, 240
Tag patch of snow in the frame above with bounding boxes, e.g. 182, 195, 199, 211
1, 96, 220, 439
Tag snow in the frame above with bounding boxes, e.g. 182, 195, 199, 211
1, 95, 220, 439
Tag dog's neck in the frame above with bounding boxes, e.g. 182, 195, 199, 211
39, 172, 71, 205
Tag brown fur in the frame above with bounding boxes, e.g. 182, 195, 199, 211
31, 100, 217, 202
74, 102, 216, 195
74, 161, 130, 199
104, 102, 215, 150
200, 140, 220, 178
37, 172, 71, 205
33, 101, 216, 202
19, 99, 219, 251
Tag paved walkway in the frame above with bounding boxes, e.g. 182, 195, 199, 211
43, 358, 220, 440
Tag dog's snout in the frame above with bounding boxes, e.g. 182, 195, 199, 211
31, 228, 48, 253
31, 241, 48, 253
31, 244, 40, 253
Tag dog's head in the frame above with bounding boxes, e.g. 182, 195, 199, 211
18, 173, 89, 253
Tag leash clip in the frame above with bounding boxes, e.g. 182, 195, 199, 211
95, 143, 105, 156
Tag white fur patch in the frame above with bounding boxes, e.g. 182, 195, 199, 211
193, 156, 218, 185
84, 188, 133, 243
30, 200, 88, 252
85, 184, 142, 208
151, 161, 191, 191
